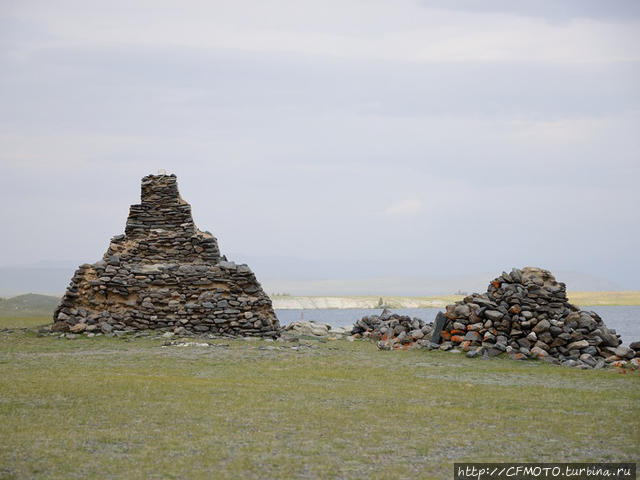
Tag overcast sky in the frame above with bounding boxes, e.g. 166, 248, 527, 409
1, 0, 639, 294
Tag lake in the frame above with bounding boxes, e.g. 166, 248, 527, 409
275, 306, 640, 345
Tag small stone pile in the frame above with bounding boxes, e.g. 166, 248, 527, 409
53, 173, 280, 337
351, 309, 434, 350
284, 320, 351, 338
435, 267, 639, 368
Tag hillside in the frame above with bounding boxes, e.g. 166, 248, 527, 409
0, 293, 60, 318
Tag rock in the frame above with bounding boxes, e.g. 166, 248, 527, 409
286, 320, 329, 337
484, 310, 504, 321
577, 313, 597, 330
593, 328, 620, 348
410, 329, 424, 340
614, 345, 635, 359
311, 327, 328, 336
579, 353, 596, 367
530, 346, 548, 358
567, 340, 589, 350
464, 331, 481, 342
69, 323, 87, 333
562, 359, 579, 367
454, 304, 470, 318
466, 347, 485, 358
162, 331, 174, 339
629, 341, 640, 351
99, 322, 114, 334
51, 321, 69, 332
532, 319, 550, 334
485, 347, 503, 357
430, 312, 447, 344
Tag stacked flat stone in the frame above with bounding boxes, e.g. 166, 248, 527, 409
351, 309, 433, 350
53, 174, 280, 337
435, 267, 638, 368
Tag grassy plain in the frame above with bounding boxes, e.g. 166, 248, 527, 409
567, 291, 640, 306
0, 316, 50, 329
0, 324, 638, 479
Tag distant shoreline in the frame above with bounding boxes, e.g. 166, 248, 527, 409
271, 291, 640, 309
1, 291, 639, 319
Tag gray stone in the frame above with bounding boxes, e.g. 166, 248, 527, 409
464, 331, 481, 342
614, 345, 634, 359
530, 346, 548, 357
567, 339, 589, 350
218, 260, 237, 270
430, 312, 447, 344
484, 310, 504, 321
579, 353, 596, 367
70, 323, 87, 333
99, 322, 114, 333
532, 319, 550, 333
466, 347, 485, 358
454, 304, 471, 318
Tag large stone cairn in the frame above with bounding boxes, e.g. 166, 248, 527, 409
351, 309, 434, 350
436, 267, 639, 368
53, 174, 280, 337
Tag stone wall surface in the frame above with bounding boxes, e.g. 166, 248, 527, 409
53, 174, 280, 337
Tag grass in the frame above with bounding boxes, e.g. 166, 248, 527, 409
0, 316, 51, 329
567, 291, 640, 306
0, 323, 639, 479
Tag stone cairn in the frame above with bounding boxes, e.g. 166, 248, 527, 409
351, 309, 434, 350
53, 174, 280, 337
434, 267, 639, 368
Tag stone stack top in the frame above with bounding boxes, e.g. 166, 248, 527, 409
125, 174, 198, 238
140, 174, 183, 206
111, 174, 220, 264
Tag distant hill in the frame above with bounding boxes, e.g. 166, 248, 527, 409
0, 293, 60, 318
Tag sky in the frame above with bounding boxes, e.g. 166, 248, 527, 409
1, 0, 639, 295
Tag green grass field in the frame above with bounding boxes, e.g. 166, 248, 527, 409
0, 316, 51, 329
0, 323, 638, 479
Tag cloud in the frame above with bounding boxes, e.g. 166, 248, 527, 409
3, 1, 639, 62
0, 0, 638, 290
383, 198, 423, 216
420, 0, 640, 22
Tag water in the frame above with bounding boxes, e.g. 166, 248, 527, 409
275, 306, 640, 345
